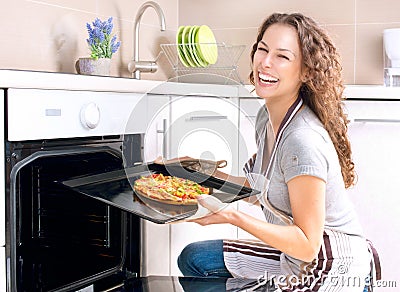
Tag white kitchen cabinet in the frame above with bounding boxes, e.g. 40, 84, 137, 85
168, 95, 241, 275
142, 94, 171, 162
140, 94, 172, 276
140, 93, 244, 276
140, 220, 171, 276
169, 95, 240, 175
344, 100, 400, 290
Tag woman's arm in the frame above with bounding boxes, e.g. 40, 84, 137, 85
191, 175, 325, 262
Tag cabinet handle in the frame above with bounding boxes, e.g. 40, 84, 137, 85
156, 118, 168, 158
243, 115, 257, 121
188, 115, 228, 121
351, 118, 400, 124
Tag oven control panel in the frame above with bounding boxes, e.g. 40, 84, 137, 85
7, 88, 148, 141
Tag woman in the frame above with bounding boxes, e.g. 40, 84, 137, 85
177, 13, 375, 291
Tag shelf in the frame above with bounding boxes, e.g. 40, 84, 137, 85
160, 43, 246, 84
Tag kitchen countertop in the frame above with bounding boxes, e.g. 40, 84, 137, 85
2, 69, 400, 100
0, 69, 160, 93
344, 84, 400, 100
0, 69, 253, 98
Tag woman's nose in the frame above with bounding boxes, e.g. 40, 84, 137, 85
261, 54, 272, 68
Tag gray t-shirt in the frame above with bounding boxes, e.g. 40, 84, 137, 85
249, 104, 364, 236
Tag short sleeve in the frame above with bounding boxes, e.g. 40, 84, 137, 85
279, 128, 330, 183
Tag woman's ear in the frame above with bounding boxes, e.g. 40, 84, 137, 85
301, 68, 310, 83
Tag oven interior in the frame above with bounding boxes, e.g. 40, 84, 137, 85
7, 136, 142, 291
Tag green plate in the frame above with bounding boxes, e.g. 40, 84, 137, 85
182, 25, 197, 67
190, 26, 208, 67
195, 25, 218, 64
176, 26, 190, 67
187, 26, 201, 67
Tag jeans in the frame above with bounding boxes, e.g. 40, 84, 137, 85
177, 239, 232, 278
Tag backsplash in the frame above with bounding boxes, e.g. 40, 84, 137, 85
0, 0, 178, 81
1, 0, 400, 85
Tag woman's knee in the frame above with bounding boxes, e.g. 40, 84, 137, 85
178, 241, 200, 276
177, 240, 230, 277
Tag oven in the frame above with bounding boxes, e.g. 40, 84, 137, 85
3, 86, 150, 291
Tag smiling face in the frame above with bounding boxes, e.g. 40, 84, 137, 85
253, 23, 303, 104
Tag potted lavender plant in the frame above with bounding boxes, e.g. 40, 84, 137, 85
77, 17, 121, 76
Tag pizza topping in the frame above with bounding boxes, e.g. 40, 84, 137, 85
134, 173, 210, 204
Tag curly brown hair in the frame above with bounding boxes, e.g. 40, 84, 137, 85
249, 13, 355, 188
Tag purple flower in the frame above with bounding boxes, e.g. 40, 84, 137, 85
105, 17, 113, 35
85, 16, 120, 59
93, 18, 102, 29
110, 35, 121, 53
94, 27, 105, 42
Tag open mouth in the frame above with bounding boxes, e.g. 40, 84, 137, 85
258, 72, 279, 85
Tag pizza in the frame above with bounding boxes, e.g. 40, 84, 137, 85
133, 173, 210, 205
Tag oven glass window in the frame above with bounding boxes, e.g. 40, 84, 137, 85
10, 144, 140, 291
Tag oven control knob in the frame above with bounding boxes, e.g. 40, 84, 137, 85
80, 102, 100, 129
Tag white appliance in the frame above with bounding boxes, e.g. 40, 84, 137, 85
344, 96, 400, 291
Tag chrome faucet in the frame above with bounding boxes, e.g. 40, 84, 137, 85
128, 1, 166, 79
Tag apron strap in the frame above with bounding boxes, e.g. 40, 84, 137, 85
259, 95, 303, 224
266, 95, 303, 181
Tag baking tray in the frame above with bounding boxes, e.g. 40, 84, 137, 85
60, 163, 260, 224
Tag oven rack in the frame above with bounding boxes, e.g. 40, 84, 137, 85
160, 43, 246, 84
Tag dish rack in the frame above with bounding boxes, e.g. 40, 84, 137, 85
160, 43, 246, 84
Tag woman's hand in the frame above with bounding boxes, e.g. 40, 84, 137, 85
188, 195, 236, 226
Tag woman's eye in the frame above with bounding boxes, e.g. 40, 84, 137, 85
278, 55, 290, 60
257, 47, 268, 53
